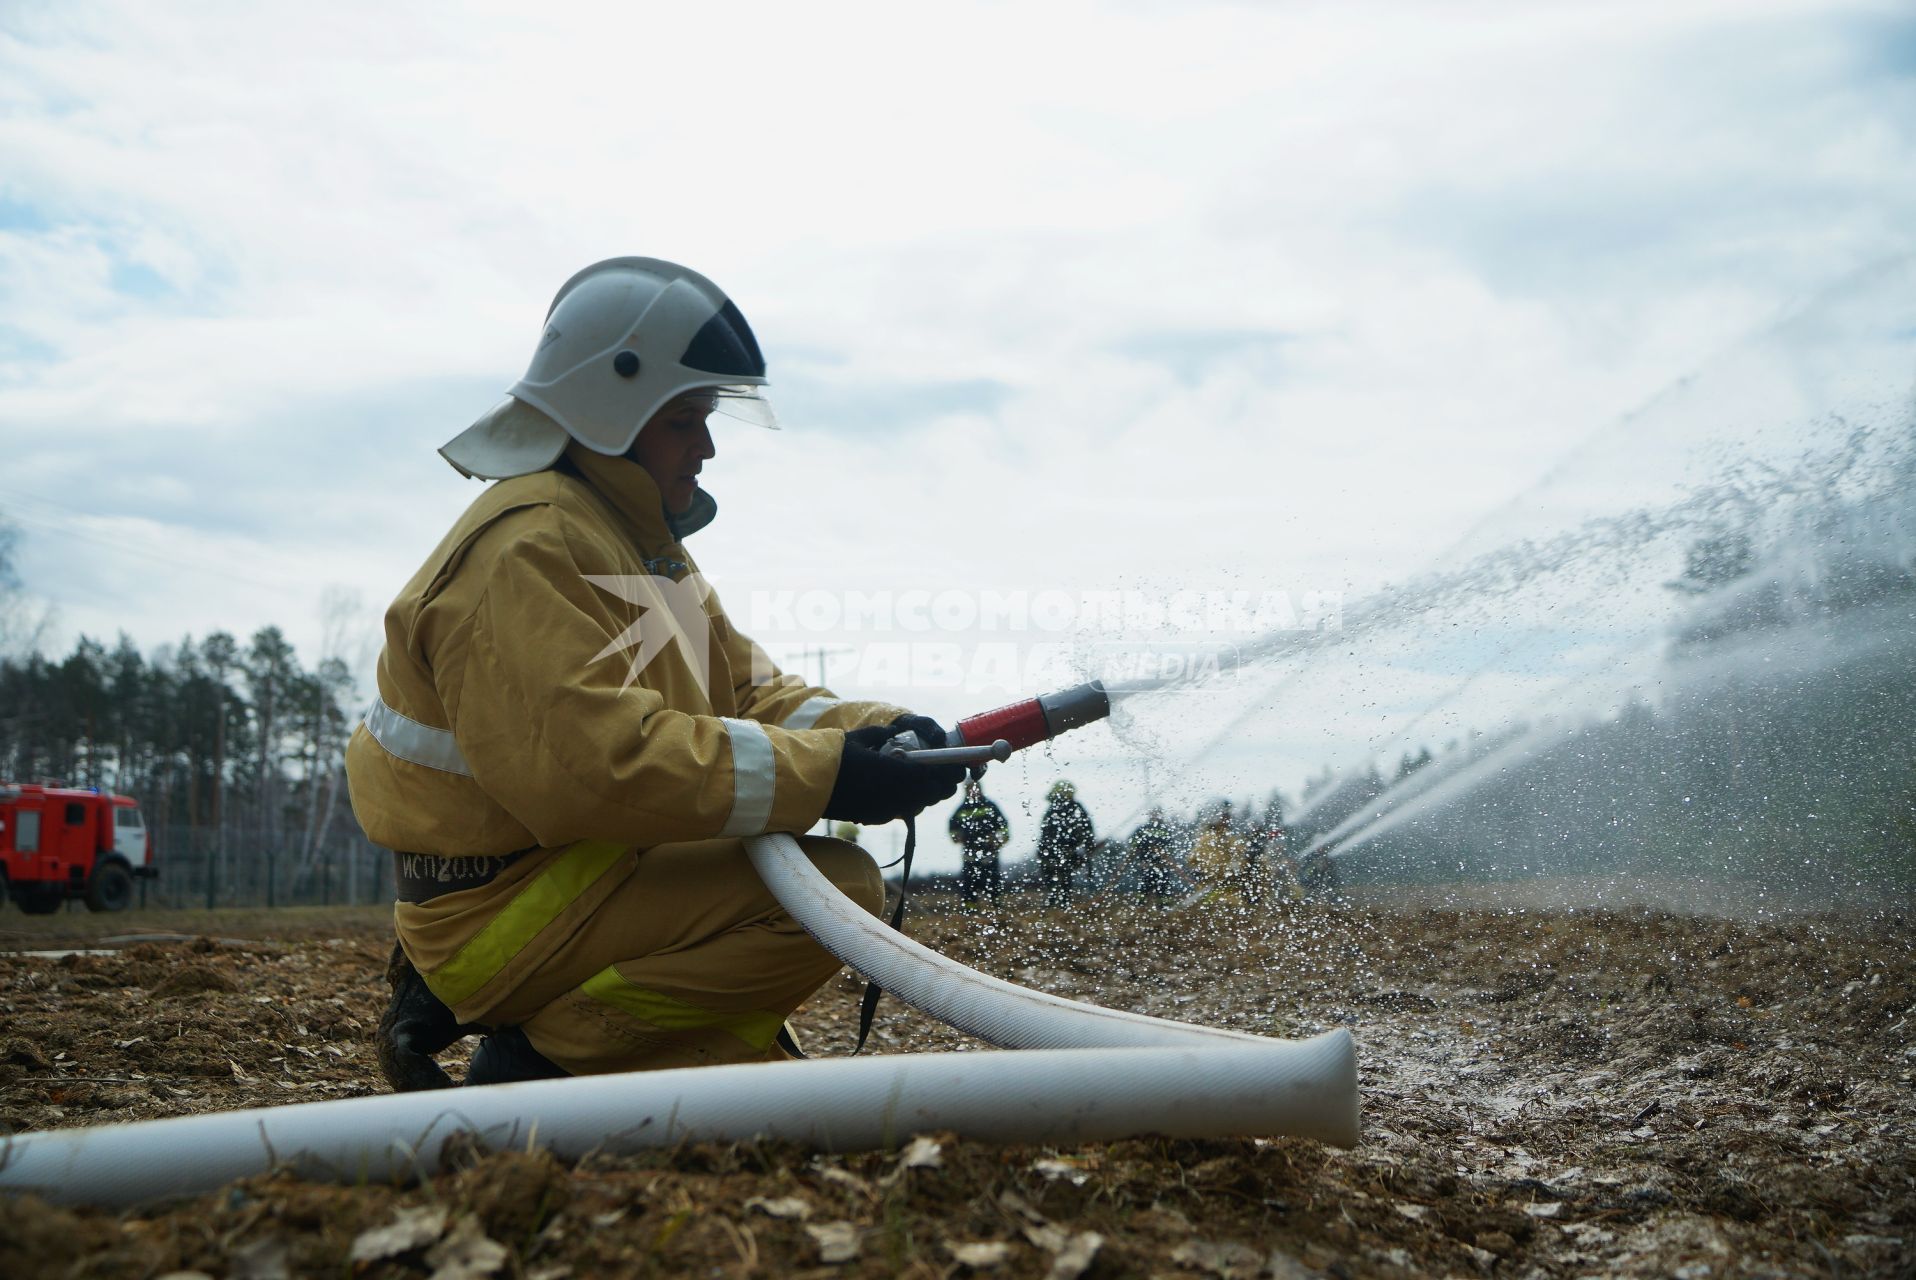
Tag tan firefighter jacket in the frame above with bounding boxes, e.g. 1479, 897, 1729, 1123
345, 442, 907, 860
1190, 824, 1250, 883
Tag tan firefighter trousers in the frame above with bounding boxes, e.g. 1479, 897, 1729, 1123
395, 835, 883, 1075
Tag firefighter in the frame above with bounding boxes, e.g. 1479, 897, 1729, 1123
1128, 806, 1182, 899
350, 257, 964, 1088
947, 777, 1009, 906
1250, 798, 1302, 903
1036, 779, 1094, 908
1189, 801, 1252, 904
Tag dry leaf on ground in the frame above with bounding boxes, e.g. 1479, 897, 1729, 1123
424, 1212, 509, 1280
1172, 1238, 1264, 1279
743, 1195, 811, 1220
899, 1134, 945, 1168
349, 1205, 450, 1263
947, 1239, 1013, 1269
805, 1221, 861, 1263
1044, 1231, 1104, 1280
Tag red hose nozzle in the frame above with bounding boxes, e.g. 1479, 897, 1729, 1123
950, 680, 1111, 753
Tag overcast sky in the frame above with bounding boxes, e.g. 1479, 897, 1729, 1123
3, 0, 1913, 869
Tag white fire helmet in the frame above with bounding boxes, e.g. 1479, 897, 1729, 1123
440, 256, 777, 480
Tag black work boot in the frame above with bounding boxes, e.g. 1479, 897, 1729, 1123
465, 1025, 569, 1086
374, 940, 480, 1092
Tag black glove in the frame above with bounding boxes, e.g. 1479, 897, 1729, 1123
887, 713, 948, 750
823, 724, 965, 824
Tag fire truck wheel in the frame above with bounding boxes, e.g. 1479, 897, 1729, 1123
85, 860, 134, 913
14, 885, 64, 914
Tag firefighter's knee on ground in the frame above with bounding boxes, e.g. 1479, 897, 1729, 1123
798, 835, 883, 916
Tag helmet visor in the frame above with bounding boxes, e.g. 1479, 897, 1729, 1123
712, 385, 779, 430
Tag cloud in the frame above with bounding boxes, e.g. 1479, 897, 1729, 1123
1109, 330, 1296, 387
1, 0, 1912, 868
773, 372, 1013, 437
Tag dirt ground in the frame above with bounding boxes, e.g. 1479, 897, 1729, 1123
0, 882, 1910, 1279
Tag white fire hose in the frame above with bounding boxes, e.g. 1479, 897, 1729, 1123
0, 832, 1359, 1208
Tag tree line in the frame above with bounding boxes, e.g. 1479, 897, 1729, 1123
1, 516, 368, 903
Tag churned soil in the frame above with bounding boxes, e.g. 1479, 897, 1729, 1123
0, 883, 1910, 1279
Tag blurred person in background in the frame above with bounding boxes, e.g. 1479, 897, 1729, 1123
1190, 801, 1253, 906
1036, 779, 1095, 908
1128, 807, 1182, 900
948, 776, 1010, 907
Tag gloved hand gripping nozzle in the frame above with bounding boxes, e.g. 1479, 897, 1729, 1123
821, 683, 1110, 826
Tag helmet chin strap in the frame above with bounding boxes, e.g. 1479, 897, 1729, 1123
853, 813, 917, 1055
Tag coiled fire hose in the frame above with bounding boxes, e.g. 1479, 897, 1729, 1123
0, 683, 1359, 1208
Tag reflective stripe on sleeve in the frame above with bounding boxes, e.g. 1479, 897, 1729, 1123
780, 695, 840, 730
423, 839, 629, 1008
579, 966, 784, 1051
364, 695, 473, 776
717, 717, 777, 838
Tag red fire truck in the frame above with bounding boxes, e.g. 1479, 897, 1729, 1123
0, 784, 156, 913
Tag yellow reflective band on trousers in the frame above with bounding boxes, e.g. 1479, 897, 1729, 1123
579, 966, 785, 1052
425, 839, 629, 1008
